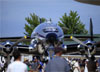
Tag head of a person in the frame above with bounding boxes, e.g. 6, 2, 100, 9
33, 56, 39, 62
13, 51, 21, 61
54, 47, 65, 56
91, 55, 95, 61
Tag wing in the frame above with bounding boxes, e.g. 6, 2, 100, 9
0, 36, 31, 42
64, 36, 100, 59
75, 0, 100, 5
0, 36, 43, 56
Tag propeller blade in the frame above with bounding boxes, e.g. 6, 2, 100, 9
11, 36, 27, 48
90, 18, 93, 41
70, 36, 88, 47
70, 36, 93, 57
0, 44, 6, 48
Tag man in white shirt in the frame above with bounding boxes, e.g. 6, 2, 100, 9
6, 51, 28, 72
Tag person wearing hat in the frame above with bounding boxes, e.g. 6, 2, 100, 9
45, 47, 70, 72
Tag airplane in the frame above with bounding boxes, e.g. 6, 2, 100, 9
0, 18, 100, 56
0, 18, 100, 71
74, 0, 100, 5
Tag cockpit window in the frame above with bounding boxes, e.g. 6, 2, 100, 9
43, 27, 58, 33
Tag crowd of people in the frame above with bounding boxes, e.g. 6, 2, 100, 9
22, 56, 100, 72
0, 47, 100, 72
67, 56, 99, 72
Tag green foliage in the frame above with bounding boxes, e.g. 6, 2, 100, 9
58, 11, 88, 34
24, 13, 46, 36
24, 11, 88, 36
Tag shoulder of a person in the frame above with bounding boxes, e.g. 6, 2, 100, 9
62, 57, 68, 62
21, 62, 27, 66
7, 62, 16, 69
9, 61, 16, 66
17, 61, 27, 67
54, 56, 62, 60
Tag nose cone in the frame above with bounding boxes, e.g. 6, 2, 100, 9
46, 33, 58, 44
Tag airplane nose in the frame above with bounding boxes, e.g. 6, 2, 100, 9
46, 33, 58, 44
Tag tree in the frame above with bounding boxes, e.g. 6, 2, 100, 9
24, 13, 46, 36
58, 11, 88, 34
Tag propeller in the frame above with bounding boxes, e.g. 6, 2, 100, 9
90, 18, 93, 41
0, 36, 30, 71
0, 36, 28, 54
70, 36, 92, 57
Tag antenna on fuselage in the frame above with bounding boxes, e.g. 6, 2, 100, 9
46, 18, 52, 24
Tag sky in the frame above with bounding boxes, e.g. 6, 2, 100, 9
0, 0, 100, 37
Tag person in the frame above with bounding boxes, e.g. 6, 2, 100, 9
98, 58, 100, 72
31, 56, 41, 72
80, 59, 86, 72
87, 55, 97, 72
6, 51, 28, 72
0, 61, 2, 70
24, 59, 32, 72
72, 59, 81, 72
45, 47, 70, 72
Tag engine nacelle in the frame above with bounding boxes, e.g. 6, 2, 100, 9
3, 44, 13, 54
2, 41, 13, 54
30, 39, 45, 54
77, 40, 96, 56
